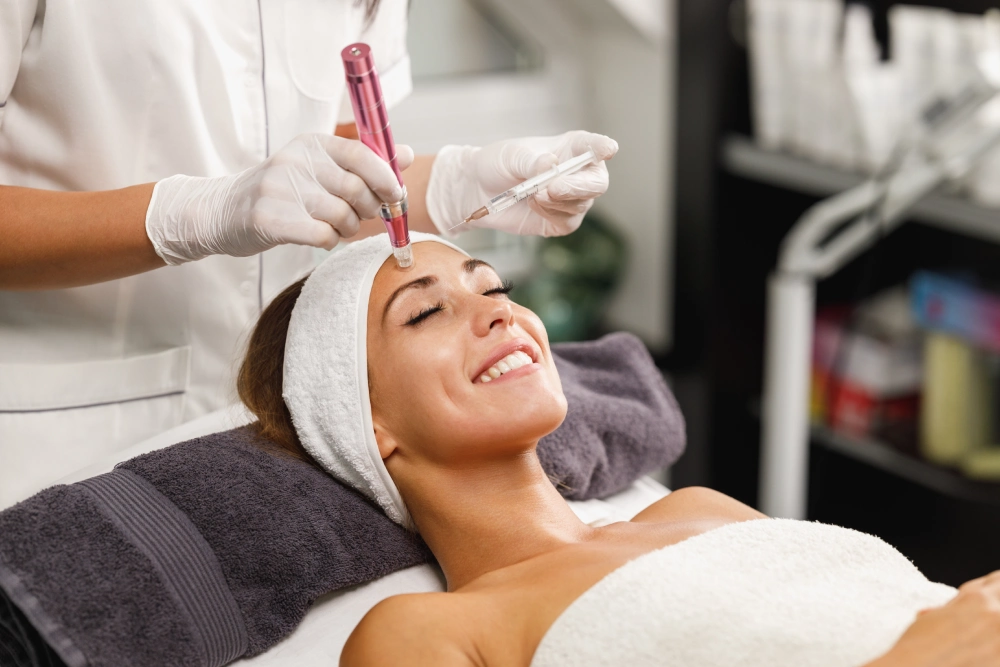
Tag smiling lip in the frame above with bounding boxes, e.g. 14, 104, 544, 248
471, 338, 541, 383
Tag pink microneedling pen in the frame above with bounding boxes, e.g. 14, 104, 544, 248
341, 42, 413, 269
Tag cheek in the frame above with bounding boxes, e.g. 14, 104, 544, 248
374, 333, 460, 432
517, 308, 548, 341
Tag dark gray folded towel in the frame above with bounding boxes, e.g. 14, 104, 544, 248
0, 333, 684, 667
541, 332, 685, 499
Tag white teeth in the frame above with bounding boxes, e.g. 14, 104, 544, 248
478, 350, 537, 383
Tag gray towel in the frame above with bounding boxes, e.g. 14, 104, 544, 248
541, 332, 685, 499
0, 332, 684, 667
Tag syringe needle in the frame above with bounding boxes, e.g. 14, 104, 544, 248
466, 206, 489, 222
449, 206, 489, 231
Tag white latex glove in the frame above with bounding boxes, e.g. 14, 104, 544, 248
425, 130, 618, 237
145, 134, 414, 264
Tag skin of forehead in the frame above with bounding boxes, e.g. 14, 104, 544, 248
371, 243, 486, 320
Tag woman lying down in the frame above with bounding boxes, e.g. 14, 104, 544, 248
273, 232, 1000, 667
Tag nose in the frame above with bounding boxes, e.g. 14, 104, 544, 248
472, 296, 515, 337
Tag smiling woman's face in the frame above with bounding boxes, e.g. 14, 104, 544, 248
366, 242, 567, 467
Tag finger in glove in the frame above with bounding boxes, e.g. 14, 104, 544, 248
533, 190, 594, 218
508, 148, 560, 181
546, 162, 610, 201
561, 130, 619, 162
395, 144, 415, 172
525, 193, 591, 237
317, 135, 404, 204
253, 197, 344, 250
304, 221, 342, 251
308, 192, 362, 239
312, 165, 383, 221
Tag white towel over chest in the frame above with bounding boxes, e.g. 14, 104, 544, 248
532, 519, 956, 667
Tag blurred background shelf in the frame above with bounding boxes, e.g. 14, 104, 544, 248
810, 425, 1000, 506
671, 0, 1000, 587
720, 135, 1000, 247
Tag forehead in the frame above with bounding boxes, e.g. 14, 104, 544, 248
370, 242, 473, 303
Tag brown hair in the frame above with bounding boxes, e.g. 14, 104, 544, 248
237, 276, 314, 464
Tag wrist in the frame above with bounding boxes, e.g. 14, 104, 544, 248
144, 172, 239, 265
145, 175, 191, 266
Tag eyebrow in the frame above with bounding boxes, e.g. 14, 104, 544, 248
382, 275, 437, 322
463, 258, 494, 274
381, 258, 498, 323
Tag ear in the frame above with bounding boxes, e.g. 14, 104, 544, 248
372, 417, 400, 461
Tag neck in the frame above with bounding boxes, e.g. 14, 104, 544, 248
392, 448, 592, 590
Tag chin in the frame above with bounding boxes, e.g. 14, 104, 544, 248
425, 389, 565, 462
519, 391, 569, 439
473, 390, 568, 452
500, 373, 567, 441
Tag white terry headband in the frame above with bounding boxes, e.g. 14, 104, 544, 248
283, 232, 468, 527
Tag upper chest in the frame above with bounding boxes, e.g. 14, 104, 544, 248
454, 521, 724, 667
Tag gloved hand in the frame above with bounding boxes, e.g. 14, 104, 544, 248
425, 130, 618, 237
145, 134, 414, 264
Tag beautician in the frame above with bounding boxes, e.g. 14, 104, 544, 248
0, 0, 618, 507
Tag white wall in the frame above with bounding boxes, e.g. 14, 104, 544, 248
588, 16, 674, 352
391, 0, 676, 352
406, 0, 522, 79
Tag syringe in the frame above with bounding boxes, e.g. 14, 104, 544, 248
451, 148, 598, 230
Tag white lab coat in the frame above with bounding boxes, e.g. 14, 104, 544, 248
0, 0, 413, 508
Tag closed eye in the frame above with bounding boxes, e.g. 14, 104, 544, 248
404, 281, 513, 327
483, 279, 514, 298
405, 301, 445, 326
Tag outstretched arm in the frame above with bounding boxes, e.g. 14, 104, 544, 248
0, 183, 162, 290
2, 126, 615, 290
865, 571, 1000, 666
0, 125, 405, 290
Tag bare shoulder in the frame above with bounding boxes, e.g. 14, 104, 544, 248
340, 592, 477, 667
630, 486, 766, 525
